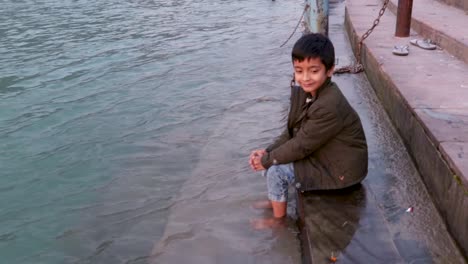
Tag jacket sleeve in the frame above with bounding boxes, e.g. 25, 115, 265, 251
261, 106, 343, 169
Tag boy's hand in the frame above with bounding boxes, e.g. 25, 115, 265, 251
249, 149, 266, 171
252, 156, 266, 171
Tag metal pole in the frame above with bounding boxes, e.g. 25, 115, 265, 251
395, 0, 413, 37
304, 0, 329, 36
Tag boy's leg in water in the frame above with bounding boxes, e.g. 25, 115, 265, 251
251, 163, 295, 229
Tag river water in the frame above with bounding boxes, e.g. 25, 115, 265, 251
0, 0, 305, 263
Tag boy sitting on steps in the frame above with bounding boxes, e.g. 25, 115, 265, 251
249, 33, 368, 229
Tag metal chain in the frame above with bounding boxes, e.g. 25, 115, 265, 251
334, 0, 389, 74
356, 0, 389, 64
280, 4, 310, 48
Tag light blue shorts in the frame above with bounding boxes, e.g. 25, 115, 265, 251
265, 163, 295, 202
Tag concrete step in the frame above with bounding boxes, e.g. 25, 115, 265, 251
345, 0, 468, 258
299, 184, 465, 263
298, 1, 467, 262
434, 0, 467, 13
386, 0, 468, 64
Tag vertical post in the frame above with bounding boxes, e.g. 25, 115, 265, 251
395, 0, 413, 37
304, 0, 329, 36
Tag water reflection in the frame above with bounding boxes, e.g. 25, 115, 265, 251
299, 184, 366, 263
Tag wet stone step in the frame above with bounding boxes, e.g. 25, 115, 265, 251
296, 1, 467, 263
299, 186, 441, 264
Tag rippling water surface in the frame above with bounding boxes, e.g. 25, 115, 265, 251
1, 0, 304, 263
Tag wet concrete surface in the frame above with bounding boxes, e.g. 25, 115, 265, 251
148, 95, 303, 263
346, 0, 468, 257
298, 1, 466, 263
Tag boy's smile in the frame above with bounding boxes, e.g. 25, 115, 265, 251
293, 57, 334, 96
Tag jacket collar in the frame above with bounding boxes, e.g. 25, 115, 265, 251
306, 77, 331, 100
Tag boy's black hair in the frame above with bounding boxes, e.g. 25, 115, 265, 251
291, 33, 335, 71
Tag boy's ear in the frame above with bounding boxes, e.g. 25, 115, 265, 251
326, 66, 335, 77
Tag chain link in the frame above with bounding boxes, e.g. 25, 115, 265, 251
281, 1, 389, 74
356, 0, 389, 64
280, 4, 310, 48
335, 0, 389, 74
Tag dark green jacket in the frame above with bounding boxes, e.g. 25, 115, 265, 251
261, 79, 368, 191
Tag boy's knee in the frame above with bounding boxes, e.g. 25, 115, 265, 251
265, 165, 277, 175
266, 165, 282, 181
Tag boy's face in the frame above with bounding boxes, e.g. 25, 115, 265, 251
293, 57, 334, 95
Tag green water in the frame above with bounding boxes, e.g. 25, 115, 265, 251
0, 0, 304, 262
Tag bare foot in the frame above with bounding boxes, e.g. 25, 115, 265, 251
250, 217, 285, 230
251, 200, 273, 209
